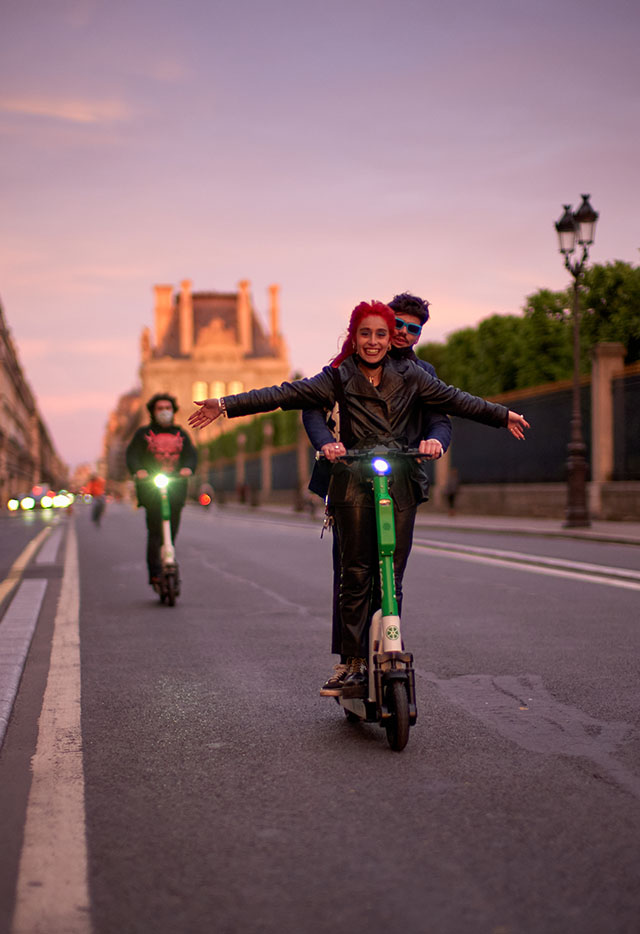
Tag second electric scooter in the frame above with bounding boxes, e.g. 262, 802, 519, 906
152, 473, 180, 606
319, 448, 420, 752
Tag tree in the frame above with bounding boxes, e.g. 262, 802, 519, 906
580, 260, 640, 362
417, 261, 640, 394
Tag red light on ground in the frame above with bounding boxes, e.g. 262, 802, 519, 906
199, 494, 212, 506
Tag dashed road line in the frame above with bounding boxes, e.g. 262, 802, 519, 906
0, 579, 48, 747
34, 524, 63, 565
0, 526, 52, 606
11, 521, 91, 934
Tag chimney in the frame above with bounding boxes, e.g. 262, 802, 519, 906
236, 279, 252, 354
153, 284, 174, 352
268, 284, 280, 347
179, 279, 194, 355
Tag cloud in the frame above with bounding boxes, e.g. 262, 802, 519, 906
0, 96, 131, 124
19, 337, 136, 359
145, 60, 191, 84
39, 390, 121, 415
63, 0, 97, 30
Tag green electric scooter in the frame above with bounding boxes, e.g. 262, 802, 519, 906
152, 473, 180, 606
319, 448, 420, 752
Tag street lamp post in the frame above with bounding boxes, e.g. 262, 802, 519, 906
555, 194, 599, 528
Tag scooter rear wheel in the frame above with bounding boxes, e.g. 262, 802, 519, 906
166, 573, 177, 607
385, 680, 410, 752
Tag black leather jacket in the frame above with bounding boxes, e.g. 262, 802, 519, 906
223, 355, 508, 509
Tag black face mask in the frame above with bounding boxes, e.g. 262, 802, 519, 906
390, 344, 415, 359
354, 352, 387, 370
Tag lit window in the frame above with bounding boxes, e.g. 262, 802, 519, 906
210, 381, 225, 398
227, 380, 244, 395
193, 381, 208, 400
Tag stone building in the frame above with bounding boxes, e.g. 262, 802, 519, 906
139, 278, 290, 443
103, 278, 291, 489
0, 299, 67, 502
102, 387, 143, 485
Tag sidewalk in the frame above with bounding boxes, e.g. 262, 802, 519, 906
205, 502, 640, 546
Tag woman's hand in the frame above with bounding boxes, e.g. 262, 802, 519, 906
188, 399, 222, 430
321, 441, 347, 462
418, 438, 443, 459
179, 468, 193, 477
507, 411, 530, 440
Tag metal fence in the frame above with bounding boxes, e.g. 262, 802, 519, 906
613, 372, 640, 481
448, 384, 592, 484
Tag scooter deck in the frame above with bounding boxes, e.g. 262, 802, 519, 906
336, 696, 378, 722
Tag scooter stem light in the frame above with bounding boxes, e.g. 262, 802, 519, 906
372, 458, 391, 475
154, 474, 169, 489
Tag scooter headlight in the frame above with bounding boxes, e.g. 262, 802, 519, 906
7, 499, 20, 511
20, 497, 36, 510
372, 458, 391, 476
154, 474, 169, 489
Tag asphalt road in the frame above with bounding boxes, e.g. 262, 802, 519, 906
1, 503, 639, 934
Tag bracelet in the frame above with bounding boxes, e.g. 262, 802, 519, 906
219, 397, 227, 417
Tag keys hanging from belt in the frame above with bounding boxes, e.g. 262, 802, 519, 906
320, 498, 333, 539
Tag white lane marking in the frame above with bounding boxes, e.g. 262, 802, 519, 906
0, 580, 48, 746
34, 525, 63, 565
11, 522, 91, 934
412, 542, 640, 592
413, 536, 640, 583
0, 526, 51, 606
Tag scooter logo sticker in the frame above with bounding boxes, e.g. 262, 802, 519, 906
385, 625, 400, 640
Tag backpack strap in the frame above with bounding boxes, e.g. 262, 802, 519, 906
330, 366, 353, 448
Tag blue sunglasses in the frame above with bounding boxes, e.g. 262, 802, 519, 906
394, 317, 422, 337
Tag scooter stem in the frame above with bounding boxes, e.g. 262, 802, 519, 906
372, 473, 398, 618
159, 487, 175, 564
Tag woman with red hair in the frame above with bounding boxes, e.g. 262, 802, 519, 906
189, 301, 529, 694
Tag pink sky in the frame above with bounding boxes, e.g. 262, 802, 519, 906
1, 0, 639, 468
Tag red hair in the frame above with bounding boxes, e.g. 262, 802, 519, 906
331, 300, 395, 367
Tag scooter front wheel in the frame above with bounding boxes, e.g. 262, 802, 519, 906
165, 572, 177, 607
385, 680, 410, 752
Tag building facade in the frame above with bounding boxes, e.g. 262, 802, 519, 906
0, 300, 67, 503
139, 278, 290, 447
104, 278, 291, 489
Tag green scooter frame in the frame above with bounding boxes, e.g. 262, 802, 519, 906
321, 448, 419, 751
153, 473, 180, 606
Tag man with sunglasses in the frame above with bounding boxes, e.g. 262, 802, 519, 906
386, 291, 450, 460
301, 292, 452, 696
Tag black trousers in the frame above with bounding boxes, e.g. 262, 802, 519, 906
145, 504, 182, 580
331, 504, 417, 659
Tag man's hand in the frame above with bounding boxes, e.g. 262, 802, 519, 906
320, 441, 347, 462
188, 399, 222, 430
418, 438, 444, 459
179, 468, 193, 477
507, 411, 530, 439
135, 469, 149, 479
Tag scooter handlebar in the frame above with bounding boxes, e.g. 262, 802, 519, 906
315, 448, 423, 461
